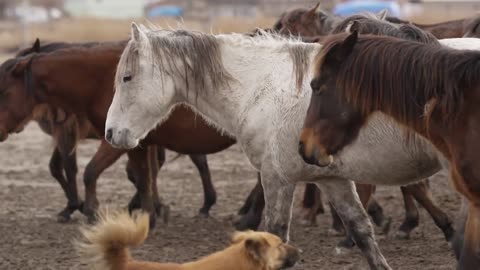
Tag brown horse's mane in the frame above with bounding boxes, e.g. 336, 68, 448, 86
331, 13, 439, 45
19, 41, 126, 99
318, 33, 480, 129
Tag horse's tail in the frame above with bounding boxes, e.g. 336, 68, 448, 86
75, 210, 149, 270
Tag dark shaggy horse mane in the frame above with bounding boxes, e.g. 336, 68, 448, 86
318, 33, 480, 129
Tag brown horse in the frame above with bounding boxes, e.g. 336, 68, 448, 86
273, 6, 393, 235
301, 31, 480, 269
280, 11, 454, 244
0, 40, 239, 227
8, 40, 220, 223
274, 2, 480, 39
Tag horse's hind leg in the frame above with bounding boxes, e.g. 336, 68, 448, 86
188, 154, 217, 216
319, 180, 391, 270
368, 198, 389, 232
126, 148, 161, 212
336, 184, 384, 250
300, 184, 324, 226
406, 180, 454, 241
329, 203, 346, 235
55, 129, 83, 222
237, 172, 260, 216
58, 148, 82, 222
234, 173, 265, 231
396, 185, 420, 239
83, 140, 125, 223
48, 147, 76, 222
126, 147, 157, 229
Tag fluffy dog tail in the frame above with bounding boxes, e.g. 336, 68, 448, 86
76, 210, 149, 270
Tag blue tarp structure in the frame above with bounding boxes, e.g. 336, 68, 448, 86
333, 1, 401, 17
147, 5, 183, 18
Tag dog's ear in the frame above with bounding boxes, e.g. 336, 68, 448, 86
244, 237, 268, 262
231, 230, 253, 244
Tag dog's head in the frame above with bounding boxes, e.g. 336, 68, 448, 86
232, 230, 300, 269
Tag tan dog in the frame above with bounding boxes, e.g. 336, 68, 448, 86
76, 211, 300, 270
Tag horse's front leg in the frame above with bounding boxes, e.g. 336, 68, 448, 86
318, 179, 391, 270
261, 170, 295, 242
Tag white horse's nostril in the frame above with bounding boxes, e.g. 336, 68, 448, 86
106, 128, 113, 141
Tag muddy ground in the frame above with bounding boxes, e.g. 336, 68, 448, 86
0, 123, 460, 270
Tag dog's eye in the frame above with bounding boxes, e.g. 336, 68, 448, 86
123, 75, 132, 83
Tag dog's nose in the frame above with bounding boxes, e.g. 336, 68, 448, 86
105, 128, 113, 142
283, 246, 301, 268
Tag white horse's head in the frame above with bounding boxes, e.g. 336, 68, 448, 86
106, 23, 234, 149
105, 23, 181, 149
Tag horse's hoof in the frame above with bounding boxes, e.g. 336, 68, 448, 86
197, 211, 210, 218
395, 230, 410, 240
334, 246, 353, 256
328, 228, 346, 236
198, 207, 210, 218
380, 217, 392, 235
86, 214, 97, 225
57, 213, 71, 223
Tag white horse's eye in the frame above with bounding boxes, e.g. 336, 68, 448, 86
123, 75, 132, 83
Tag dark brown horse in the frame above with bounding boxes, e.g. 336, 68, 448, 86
274, 2, 480, 39
8, 40, 220, 223
301, 31, 480, 269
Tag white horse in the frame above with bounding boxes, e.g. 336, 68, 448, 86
104, 23, 480, 269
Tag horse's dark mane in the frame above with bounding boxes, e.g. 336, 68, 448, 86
319, 33, 480, 129
331, 14, 438, 45
385, 16, 410, 24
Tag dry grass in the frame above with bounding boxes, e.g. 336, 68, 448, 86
0, 16, 277, 51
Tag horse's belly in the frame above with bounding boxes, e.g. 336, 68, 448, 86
344, 157, 441, 186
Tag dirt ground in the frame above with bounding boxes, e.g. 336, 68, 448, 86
0, 123, 460, 270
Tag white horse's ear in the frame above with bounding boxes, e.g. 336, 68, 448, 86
376, 9, 388, 20
345, 20, 360, 34
131, 22, 147, 42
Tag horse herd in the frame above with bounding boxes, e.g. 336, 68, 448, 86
2, 3, 480, 270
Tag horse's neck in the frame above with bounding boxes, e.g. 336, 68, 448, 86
417, 18, 464, 28
180, 38, 320, 139
34, 51, 119, 130
417, 19, 465, 37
